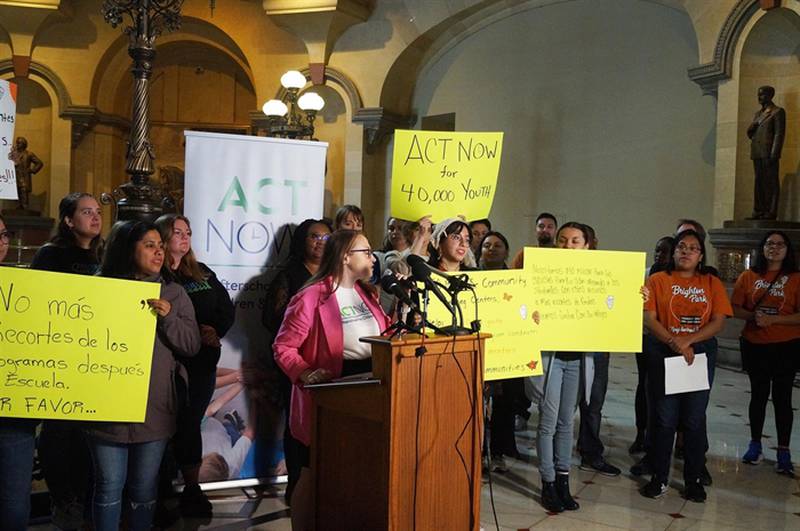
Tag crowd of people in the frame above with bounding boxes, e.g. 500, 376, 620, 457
0, 196, 798, 530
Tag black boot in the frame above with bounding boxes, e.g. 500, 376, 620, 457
555, 472, 579, 510
541, 480, 564, 513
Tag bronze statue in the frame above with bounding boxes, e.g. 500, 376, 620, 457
8, 136, 43, 211
747, 86, 785, 220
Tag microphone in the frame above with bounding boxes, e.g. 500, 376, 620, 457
406, 253, 474, 291
406, 255, 455, 314
380, 271, 419, 311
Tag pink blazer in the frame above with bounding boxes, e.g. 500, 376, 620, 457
273, 277, 391, 445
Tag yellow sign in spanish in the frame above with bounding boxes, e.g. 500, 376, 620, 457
524, 247, 646, 352
424, 270, 543, 380
0, 268, 160, 421
391, 130, 504, 223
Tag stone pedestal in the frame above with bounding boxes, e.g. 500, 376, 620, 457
0, 214, 55, 266
708, 220, 800, 370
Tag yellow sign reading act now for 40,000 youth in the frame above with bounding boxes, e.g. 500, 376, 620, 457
391, 130, 504, 223
0, 268, 160, 422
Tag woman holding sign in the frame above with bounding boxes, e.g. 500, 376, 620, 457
31, 192, 103, 529
0, 213, 40, 531
273, 230, 391, 524
642, 230, 732, 503
732, 231, 800, 476
156, 213, 236, 515
89, 220, 200, 531
534, 222, 590, 513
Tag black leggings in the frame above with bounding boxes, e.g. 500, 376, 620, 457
746, 341, 797, 447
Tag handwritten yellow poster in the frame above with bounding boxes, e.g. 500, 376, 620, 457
524, 247, 646, 352
0, 268, 160, 421
391, 130, 504, 223
424, 270, 543, 380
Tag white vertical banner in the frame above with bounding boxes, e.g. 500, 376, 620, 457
0, 80, 18, 200
184, 131, 327, 482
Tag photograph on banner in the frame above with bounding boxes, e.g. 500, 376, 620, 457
423, 269, 543, 379
0, 268, 159, 422
184, 131, 327, 483
523, 247, 646, 352
0, 79, 18, 200
390, 130, 504, 223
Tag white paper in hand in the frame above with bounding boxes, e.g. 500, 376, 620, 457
664, 353, 709, 395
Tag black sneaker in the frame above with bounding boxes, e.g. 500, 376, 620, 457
683, 480, 706, 503
579, 458, 621, 477
630, 457, 653, 477
640, 478, 668, 499
700, 465, 712, 486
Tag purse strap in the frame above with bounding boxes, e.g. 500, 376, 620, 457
747, 275, 778, 312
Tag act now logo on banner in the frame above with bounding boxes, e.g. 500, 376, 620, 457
185, 131, 327, 267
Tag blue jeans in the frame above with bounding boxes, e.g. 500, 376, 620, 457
537, 353, 581, 482
0, 419, 37, 531
649, 338, 717, 483
88, 437, 168, 531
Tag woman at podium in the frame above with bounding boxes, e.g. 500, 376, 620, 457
273, 230, 392, 512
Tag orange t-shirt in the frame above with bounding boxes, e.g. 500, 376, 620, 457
644, 271, 733, 336
731, 269, 800, 344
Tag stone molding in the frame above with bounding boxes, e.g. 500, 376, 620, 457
687, 0, 761, 95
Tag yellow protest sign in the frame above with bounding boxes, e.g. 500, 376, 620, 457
423, 270, 543, 380
391, 130, 504, 223
0, 268, 160, 421
524, 247, 646, 352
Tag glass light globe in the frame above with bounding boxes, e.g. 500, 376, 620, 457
262, 99, 288, 117
298, 92, 325, 112
280, 70, 307, 90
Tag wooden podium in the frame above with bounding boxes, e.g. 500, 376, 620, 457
307, 333, 488, 530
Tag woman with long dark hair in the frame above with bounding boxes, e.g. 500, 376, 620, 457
732, 230, 800, 475
641, 230, 732, 503
31, 192, 103, 528
155, 214, 236, 515
89, 220, 200, 531
262, 218, 332, 502
273, 230, 391, 521
429, 217, 476, 271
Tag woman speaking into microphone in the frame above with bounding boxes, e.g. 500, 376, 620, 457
273, 230, 392, 523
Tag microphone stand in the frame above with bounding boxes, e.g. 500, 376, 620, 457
435, 280, 472, 336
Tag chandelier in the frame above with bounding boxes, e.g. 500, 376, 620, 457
262, 70, 325, 140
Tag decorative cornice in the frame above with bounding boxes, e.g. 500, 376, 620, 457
687, 0, 761, 95
352, 107, 414, 153
61, 105, 130, 148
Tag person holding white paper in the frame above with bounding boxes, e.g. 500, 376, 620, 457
732, 230, 800, 476
641, 230, 732, 503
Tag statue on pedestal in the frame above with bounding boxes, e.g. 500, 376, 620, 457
8, 136, 43, 213
746, 86, 785, 220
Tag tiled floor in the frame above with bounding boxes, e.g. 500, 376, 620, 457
38, 356, 799, 530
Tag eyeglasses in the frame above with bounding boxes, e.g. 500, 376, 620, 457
764, 240, 786, 248
0, 231, 12, 243
309, 233, 330, 242
348, 247, 372, 256
448, 233, 471, 247
676, 243, 702, 254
